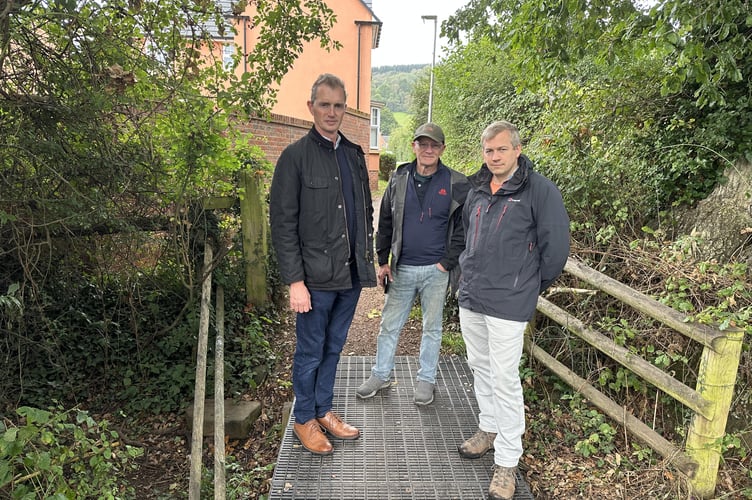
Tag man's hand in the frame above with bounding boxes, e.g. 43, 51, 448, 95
289, 281, 311, 313
377, 264, 393, 289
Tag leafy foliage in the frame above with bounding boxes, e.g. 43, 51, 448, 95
0, 0, 330, 429
372, 65, 428, 113
378, 106, 399, 136
372, 65, 430, 159
0, 406, 143, 498
445, 0, 752, 114
411, 0, 750, 241
426, 38, 542, 172
378, 151, 396, 181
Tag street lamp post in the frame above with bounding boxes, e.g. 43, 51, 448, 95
421, 14, 437, 123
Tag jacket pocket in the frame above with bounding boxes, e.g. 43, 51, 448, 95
302, 245, 334, 285
300, 175, 330, 240
304, 175, 329, 189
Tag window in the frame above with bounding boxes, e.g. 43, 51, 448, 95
370, 106, 381, 149
223, 44, 235, 70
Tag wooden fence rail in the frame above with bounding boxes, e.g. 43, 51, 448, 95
528, 257, 744, 498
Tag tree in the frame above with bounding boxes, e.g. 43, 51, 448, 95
372, 65, 428, 113
0, 0, 338, 407
425, 37, 542, 172
433, 0, 750, 234
445, 0, 749, 105
380, 106, 399, 135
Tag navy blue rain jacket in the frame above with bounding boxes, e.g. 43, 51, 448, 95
458, 155, 570, 322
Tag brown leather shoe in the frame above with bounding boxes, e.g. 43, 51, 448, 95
293, 419, 333, 455
316, 411, 360, 440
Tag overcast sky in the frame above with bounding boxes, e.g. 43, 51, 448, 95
369, 0, 469, 68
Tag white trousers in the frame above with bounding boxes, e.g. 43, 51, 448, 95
459, 307, 527, 467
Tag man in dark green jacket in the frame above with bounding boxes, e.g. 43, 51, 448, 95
269, 74, 376, 456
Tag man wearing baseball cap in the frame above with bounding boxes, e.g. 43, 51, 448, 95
357, 123, 469, 405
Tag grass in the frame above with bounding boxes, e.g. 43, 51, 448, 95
393, 111, 411, 127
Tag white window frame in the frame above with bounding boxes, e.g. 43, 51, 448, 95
370, 106, 381, 150
223, 43, 236, 70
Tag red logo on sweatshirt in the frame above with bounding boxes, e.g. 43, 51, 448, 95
438, 188, 447, 196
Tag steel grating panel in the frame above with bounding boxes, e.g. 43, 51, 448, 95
269, 356, 535, 499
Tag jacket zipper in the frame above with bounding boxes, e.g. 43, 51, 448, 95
472, 205, 481, 249
514, 243, 535, 288
495, 204, 508, 231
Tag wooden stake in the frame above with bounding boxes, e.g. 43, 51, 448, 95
189, 245, 213, 499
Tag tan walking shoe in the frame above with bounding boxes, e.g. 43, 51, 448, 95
293, 419, 333, 455
317, 411, 360, 440
488, 465, 516, 500
458, 429, 496, 459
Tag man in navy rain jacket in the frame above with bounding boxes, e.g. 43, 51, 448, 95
457, 120, 569, 500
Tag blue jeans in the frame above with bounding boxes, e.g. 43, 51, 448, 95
372, 264, 449, 384
293, 283, 362, 424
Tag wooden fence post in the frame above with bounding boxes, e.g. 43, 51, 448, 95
685, 327, 745, 498
189, 245, 213, 499
214, 285, 226, 499
239, 169, 268, 307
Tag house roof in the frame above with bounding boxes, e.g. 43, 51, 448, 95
358, 0, 382, 48
186, 0, 381, 46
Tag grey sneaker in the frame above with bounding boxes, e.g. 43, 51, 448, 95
458, 429, 496, 459
488, 465, 516, 500
356, 375, 390, 399
413, 380, 435, 405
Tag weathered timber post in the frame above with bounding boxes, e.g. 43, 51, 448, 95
214, 285, 226, 499
189, 245, 213, 499
239, 169, 268, 307
685, 326, 745, 498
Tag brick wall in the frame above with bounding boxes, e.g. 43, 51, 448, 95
236, 109, 379, 192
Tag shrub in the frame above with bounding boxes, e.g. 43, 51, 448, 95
0, 406, 142, 498
379, 152, 396, 181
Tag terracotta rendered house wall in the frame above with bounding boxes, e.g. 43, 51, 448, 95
219, 0, 381, 190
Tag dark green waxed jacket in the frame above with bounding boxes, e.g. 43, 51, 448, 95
270, 127, 377, 290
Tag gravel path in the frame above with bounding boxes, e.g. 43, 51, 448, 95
342, 196, 423, 357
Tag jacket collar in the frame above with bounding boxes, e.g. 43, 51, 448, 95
469, 154, 532, 194
308, 126, 360, 152
407, 159, 449, 177
308, 126, 338, 150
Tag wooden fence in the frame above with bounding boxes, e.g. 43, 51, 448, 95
527, 257, 744, 498
203, 169, 268, 307
192, 169, 267, 497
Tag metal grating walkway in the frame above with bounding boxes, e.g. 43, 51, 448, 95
269, 356, 534, 499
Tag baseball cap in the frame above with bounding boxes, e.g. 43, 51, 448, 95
413, 123, 445, 144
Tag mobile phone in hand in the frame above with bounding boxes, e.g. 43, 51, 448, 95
383, 275, 390, 294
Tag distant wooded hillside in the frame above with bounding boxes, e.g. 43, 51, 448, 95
371, 64, 427, 114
